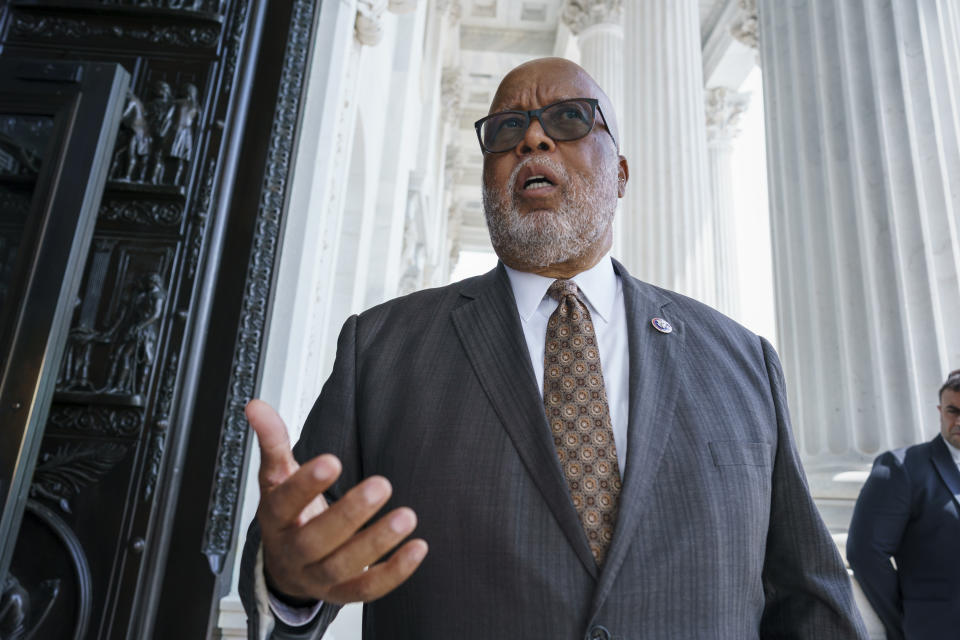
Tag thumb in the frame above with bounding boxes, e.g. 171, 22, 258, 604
246, 398, 298, 489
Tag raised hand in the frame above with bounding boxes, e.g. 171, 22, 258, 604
246, 399, 428, 605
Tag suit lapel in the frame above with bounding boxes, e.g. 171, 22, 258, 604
451, 264, 599, 578
930, 436, 960, 511
590, 261, 685, 617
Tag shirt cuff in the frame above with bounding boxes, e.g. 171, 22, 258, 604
252, 545, 277, 640
255, 545, 323, 628
267, 590, 324, 628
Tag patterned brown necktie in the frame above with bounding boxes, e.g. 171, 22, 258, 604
543, 279, 622, 565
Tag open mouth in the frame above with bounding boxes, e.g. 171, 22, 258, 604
522, 175, 555, 191
513, 162, 563, 198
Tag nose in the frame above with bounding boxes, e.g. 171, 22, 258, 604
515, 116, 556, 155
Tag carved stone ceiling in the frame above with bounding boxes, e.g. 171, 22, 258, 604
455, 0, 729, 252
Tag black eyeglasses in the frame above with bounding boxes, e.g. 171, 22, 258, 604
474, 98, 617, 154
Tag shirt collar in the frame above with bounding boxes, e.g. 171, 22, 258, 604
503, 254, 618, 323
942, 434, 960, 465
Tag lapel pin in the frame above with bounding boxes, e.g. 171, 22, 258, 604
651, 317, 673, 334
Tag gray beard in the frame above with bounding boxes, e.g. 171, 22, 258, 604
482, 154, 618, 268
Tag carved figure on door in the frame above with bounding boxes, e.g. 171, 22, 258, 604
111, 90, 152, 182
59, 325, 100, 391
146, 81, 175, 185
168, 83, 199, 186
103, 273, 165, 395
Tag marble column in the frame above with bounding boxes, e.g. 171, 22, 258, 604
621, 1, 716, 306
440, 65, 463, 280
561, 0, 623, 118
758, 0, 960, 527
398, 175, 427, 296
705, 87, 750, 319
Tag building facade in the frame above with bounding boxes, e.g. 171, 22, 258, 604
0, 0, 955, 638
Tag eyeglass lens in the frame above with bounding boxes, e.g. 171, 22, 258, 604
479, 99, 596, 153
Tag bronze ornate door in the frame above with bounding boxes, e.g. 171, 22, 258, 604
0, 0, 319, 637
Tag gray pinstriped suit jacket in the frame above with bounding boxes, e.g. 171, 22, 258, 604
239, 260, 868, 639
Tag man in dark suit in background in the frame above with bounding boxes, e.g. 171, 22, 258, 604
847, 369, 960, 639
238, 57, 867, 639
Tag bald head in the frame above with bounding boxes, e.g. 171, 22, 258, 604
489, 57, 621, 151
480, 57, 629, 277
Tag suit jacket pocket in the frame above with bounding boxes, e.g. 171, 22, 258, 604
708, 440, 771, 467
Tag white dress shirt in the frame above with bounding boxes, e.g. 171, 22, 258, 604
266, 255, 631, 628
943, 434, 960, 472
503, 254, 629, 474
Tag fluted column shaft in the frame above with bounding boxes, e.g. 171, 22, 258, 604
579, 23, 623, 117
705, 88, 749, 319
622, 0, 715, 305
564, 2, 623, 117
562, 3, 623, 90
562, 1, 625, 258
706, 142, 737, 317
759, 0, 960, 514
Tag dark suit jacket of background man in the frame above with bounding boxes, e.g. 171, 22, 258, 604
847, 436, 960, 640
240, 259, 867, 640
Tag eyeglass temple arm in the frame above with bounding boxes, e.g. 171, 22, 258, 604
596, 104, 618, 151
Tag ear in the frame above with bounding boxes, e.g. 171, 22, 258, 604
617, 155, 629, 197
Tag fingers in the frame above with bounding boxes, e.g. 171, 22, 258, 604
262, 476, 428, 603
294, 476, 393, 551
321, 538, 429, 605
246, 399, 297, 488
261, 454, 340, 525
247, 398, 428, 603
309, 507, 417, 584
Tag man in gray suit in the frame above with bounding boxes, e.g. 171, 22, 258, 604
239, 57, 867, 639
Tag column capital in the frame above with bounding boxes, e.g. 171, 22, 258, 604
730, 0, 758, 49
561, 0, 623, 36
355, 0, 388, 46
705, 87, 750, 143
